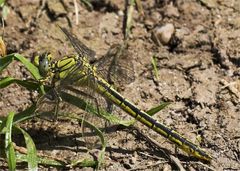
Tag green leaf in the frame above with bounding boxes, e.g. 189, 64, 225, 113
0, 77, 45, 96
0, 53, 41, 80
146, 102, 171, 116
0, 77, 39, 90
82, 119, 106, 169
0, 104, 37, 134
0, 0, 5, 7
7, 142, 16, 171
16, 127, 38, 171
0, 54, 46, 94
0, 118, 6, 134
0, 55, 14, 73
81, 0, 93, 10
0, 105, 37, 138
16, 152, 66, 166
5, 112, 16, 171
2, 5, 9, 20
71, 158, 98, 168
151, 55, 159, 81
13, 103, 37, 124
12, 53, 41, 80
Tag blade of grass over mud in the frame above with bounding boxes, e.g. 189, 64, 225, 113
12, 53, 41, 80
13, 103, 37, 124
13, 53, 45, 94
151, 55, 159, 81
7, 142, 16, 170
0, 54, 14, 72
0, 54, 45, 94
60, 91, 134, 126
63, 116, 106, 150
125, 0, 135, 39
71, 158, 98, 168
0, 0, 5, 6
1, 54, 41, 79
0, 104, 37, 134
0, 77, 40, 90
146, 102, 171, 116
16, 126, 38, 171
81, 0, 93, 10
5, 112, 16, 171
135, 0, 144, 16
16, 152, 66, 167
63, 114, 105, 168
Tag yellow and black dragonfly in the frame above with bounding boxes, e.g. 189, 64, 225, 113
34, 26, 212, 162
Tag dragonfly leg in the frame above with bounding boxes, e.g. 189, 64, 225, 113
52, 88, 62, 120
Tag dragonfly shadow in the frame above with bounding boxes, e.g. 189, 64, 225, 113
125, 126, 203, 162
104, 124, 200, 162
99, 124, 171, 160
14, 123, 88, 153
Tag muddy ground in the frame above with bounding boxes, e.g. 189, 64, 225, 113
0, 0, 240, 170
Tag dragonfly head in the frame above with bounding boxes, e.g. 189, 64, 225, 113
33, 52, 53, 78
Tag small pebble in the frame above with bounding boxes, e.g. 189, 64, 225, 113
164, 4, 180, 18
153, 23, 175, 45
118, 10, 124, 16
144, 19, 155, 29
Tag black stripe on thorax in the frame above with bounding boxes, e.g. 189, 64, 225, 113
53, 57, 77, 73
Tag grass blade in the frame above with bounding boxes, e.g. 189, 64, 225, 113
146, 102, 171, 116
12, 53, 41, 80
0, 54, 45, 94
0, 77, 39, 90
16, 127, 38, 171
0, 54, 13, 72
13, 103, 37, 124
5, 112, 16, 171
0, 0, 5, 6
65, 114, 106, 168
125, 0, 135, 39
151, 55, 159, 81
16, 152, 66, 166
0, 53, 41, 80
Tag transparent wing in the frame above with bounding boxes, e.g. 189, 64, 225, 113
60, 84, 107, 150
60, 26, 135, 88
59, 26, 96, 61
96, 43, 135, 88
36, 77, 107, 151
57, 28, 110, 150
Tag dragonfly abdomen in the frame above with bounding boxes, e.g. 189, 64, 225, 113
95, 76, 212, 161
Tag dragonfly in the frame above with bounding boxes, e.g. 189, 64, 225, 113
34, 26, 212, 162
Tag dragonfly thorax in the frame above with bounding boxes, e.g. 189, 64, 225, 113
51, 55, 97, 87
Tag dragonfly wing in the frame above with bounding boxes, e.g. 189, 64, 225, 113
61, 86, 106, 150
96, 44, 135, 87
59, 26, 96, 61
58, 61, 109, 150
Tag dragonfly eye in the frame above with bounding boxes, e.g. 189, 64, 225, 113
37, 53, 52, 77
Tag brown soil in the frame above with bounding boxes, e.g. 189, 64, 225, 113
0, 0, 239, 170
